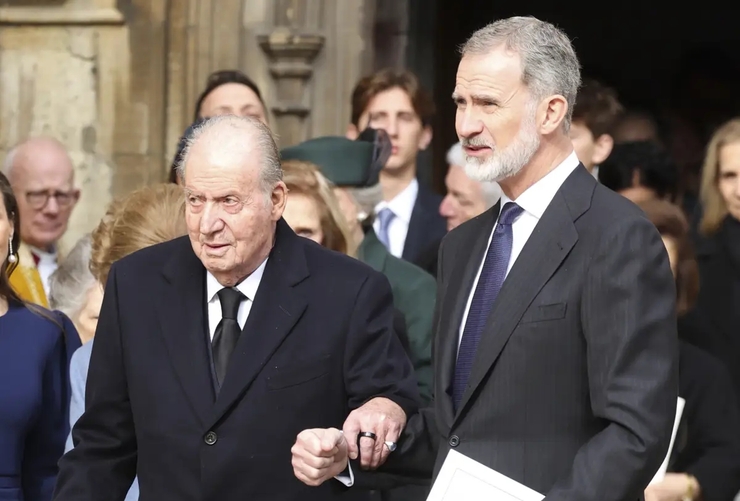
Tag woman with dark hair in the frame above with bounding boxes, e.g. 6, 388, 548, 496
639, 199, 740, 501
0, 171, 80, 501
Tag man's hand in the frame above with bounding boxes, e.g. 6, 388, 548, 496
343, 397, 406, 470
291, 428, 348, 487
644, 473, 700, 501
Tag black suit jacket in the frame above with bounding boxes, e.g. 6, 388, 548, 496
366, 165, 680, 500
401, 185, 446, 267
53, 219, 420, 501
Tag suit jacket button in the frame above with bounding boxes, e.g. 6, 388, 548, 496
449, 435, 460, 447
204, 431, 217, 445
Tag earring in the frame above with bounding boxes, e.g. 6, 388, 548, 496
7, 237, 17, 263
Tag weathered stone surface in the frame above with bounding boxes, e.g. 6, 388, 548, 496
0, 0, 381, 248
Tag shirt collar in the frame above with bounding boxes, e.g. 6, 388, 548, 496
501, 151, 580, 220
29, 245, 57, 261
206, 257, 268, 304
374, 178, 418, 224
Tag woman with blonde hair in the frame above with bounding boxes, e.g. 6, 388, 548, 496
53, 183, 187, 501
684, 118, 740, 409
280, 159, 354, 255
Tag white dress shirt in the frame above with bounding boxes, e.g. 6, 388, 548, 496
373, 178, 419, 257
458, 152, 580, 346
205, 258, 267, 340
206, 257, 354, 486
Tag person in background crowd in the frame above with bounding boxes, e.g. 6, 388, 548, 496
53, 116, 416, 501
0, 170, 80, 501
194, 69, 268, 124
346, 69, 446, 268
48, 235, 101, 345
613, 109, 662, 144
416, 142, 501, 277
439, 142, 501, 231
569, 79, 623, 177
281, 135, 436, 406
598, 140, 679, 203
2, 138, 79, 306
280, 159, 353, 255
279, 159, 414, 363
58, 183, 189, 501
293, 16, 678, 500
682, 117, 740, 410
638, 199, 740, 501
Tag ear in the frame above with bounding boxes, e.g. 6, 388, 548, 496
418, 125, 433, 151
270, 181, 288, 221
538, 95, 568, 135
591, 133, 615, 165
346, 124, 359, 140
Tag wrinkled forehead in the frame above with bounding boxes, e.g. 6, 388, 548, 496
184, 145, 261, 193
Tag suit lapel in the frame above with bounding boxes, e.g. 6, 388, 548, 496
437, 205, 500, 428
454, 166, 594, 420
208, 219, 309, 427
403, 187, 444, 262
157, 237, 214, 427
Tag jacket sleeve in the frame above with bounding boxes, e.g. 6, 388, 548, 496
545, 215, 680, 501
53, 265, 137, 501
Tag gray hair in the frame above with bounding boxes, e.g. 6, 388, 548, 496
175, 115, 283, 194
347, 184, 384, 221
446, 142, 501, 210
460, 16, 581, 131
48, 234, 97, 319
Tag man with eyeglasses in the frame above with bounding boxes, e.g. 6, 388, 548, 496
2, 137, 80, 306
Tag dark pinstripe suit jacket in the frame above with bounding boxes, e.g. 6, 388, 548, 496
365, 164, 680, 501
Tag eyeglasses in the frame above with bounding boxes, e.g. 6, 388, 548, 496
25, 190, 79, 210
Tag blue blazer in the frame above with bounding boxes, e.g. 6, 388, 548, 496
65, 340, 139, 500
0, 303, 80, 501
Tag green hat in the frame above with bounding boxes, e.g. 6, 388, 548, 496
280, 136, 376, 187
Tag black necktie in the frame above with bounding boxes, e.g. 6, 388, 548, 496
212, 287, 245, 386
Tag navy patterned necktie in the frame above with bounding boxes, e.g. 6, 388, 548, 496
452, 202, 524, 411
212, 287, 245, 386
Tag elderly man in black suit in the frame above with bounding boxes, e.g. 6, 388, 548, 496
53, 115, 418, 501
292, 16, 679, 501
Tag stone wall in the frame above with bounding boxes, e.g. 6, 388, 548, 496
0, 0, 380, 249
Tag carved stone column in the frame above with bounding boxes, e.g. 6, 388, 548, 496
257, 0, 325, 147
258, 32, 324, 147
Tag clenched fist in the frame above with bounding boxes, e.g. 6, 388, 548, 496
291, 428, 349, 487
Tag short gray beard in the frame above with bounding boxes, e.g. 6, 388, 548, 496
463, 105, 541, 183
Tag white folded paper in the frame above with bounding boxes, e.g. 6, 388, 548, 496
649, 396, 686, 485
427, 449, 544, 501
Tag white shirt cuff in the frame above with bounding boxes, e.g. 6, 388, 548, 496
334, 462, 354, 487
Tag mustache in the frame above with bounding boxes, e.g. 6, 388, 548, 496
462, 138, 494, 149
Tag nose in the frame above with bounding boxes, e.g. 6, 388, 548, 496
456, 109, 484, 139
42, 195, 60, 215
439, 195, 455, 218
385, 117, 399, 138
199, 202, 225, 235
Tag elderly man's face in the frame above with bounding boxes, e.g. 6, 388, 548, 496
453, 46, 541, 183
183, 133, 286, 286
439, 163, 487, 231
10, 140, 79, 251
